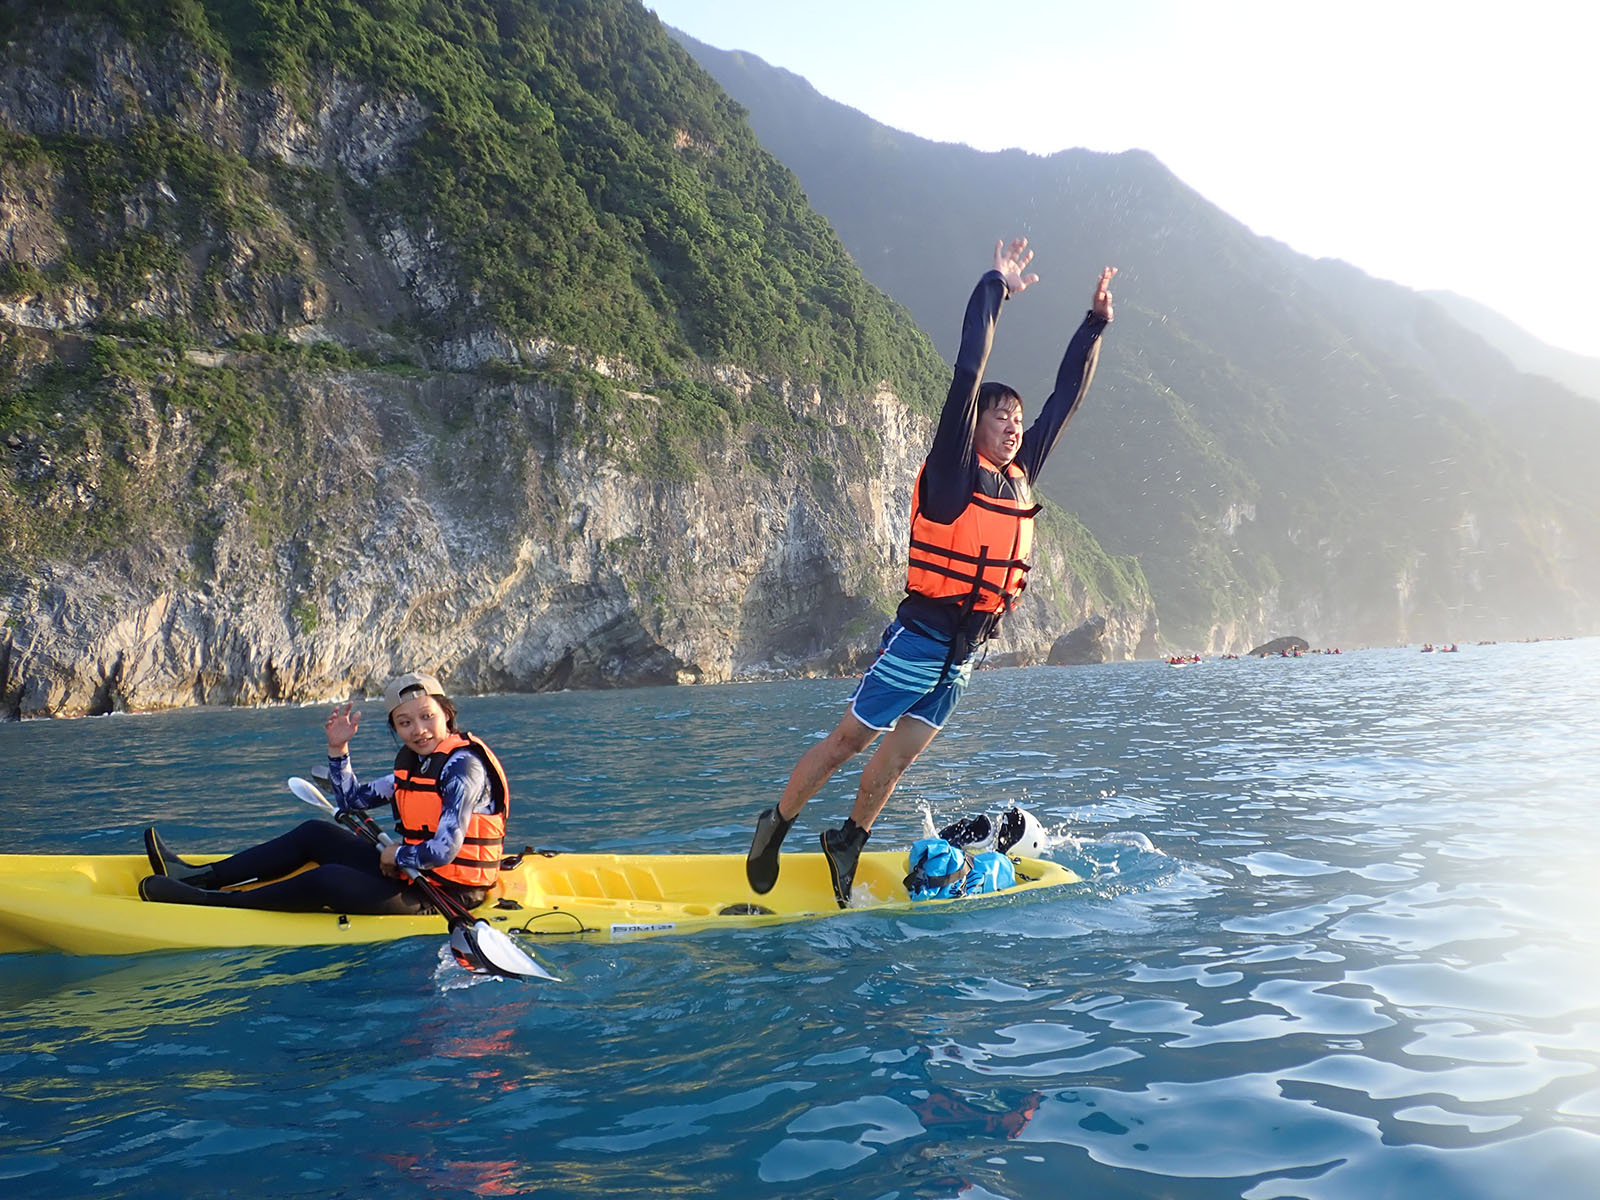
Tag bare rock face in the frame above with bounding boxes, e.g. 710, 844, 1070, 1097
1046, 612, 1159, 666
1, 361, 1156, 717
1248, 636, 1310, 657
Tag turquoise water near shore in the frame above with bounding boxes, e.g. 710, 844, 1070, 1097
3, 639, 1598, 1197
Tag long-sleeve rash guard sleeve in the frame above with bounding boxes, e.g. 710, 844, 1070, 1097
919, 270, 1009, 523
326, 753, 395, 812
1010, 310, 1108, 483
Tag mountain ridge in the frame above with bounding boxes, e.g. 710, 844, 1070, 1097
1420, 289, 1600, 404
675, 30, 1600, 649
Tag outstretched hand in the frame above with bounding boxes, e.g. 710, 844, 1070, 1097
993, 237, 1039, 295
325, 702, 360, 755
1091, 266, 1117, 322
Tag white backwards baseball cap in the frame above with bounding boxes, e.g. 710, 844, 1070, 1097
384, 672, 445, 714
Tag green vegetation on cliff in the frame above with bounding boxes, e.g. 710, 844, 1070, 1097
1034, 502, 1150, 620
25, 0, 949, 405
0, 0, 957, 576
0, 332, 354, 576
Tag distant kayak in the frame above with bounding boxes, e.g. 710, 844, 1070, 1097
0, 849, 1081, 957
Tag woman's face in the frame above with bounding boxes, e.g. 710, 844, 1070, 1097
391, 694, 450, 757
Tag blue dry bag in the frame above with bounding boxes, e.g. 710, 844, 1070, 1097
905, 838, 1020, 900
966, 850, 1017, 894
904, 837, 972, 900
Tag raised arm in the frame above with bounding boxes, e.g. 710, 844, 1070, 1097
324, 702, 359, 757
1090, 266, 1116, 322
323, 701, 397, 812
920, 239, 1039, 522
1013, 267, 1117, 479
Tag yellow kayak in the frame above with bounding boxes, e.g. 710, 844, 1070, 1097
0, 849, 1081, 957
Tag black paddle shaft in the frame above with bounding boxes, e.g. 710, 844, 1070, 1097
332, 809, 477, 927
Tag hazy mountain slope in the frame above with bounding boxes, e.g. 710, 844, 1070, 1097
677, 33, 1600, 648
1421, 289, 1600, 404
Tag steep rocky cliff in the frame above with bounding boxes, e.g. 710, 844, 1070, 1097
3, 356, 1155, 717
0, 3, 1155, 717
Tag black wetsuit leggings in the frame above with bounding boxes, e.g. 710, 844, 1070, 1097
201, 819, 480, 915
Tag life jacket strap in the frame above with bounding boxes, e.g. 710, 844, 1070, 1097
966, 493, 1042, 518
395, 823, 500, 847
444, 852, 503, 870
393, 775, 443, 792
908, 538, 1030, 572
906, 555, 1011, 598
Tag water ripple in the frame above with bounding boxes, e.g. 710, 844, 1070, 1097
3, 639, 1599, 1197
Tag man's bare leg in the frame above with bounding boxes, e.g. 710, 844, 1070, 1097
748, 712, 878, 893
822, 718, 941, 906
848, 717, 941, 830
777, 712, 879, 820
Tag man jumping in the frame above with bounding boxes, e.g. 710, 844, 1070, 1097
746, 238, 1117, 906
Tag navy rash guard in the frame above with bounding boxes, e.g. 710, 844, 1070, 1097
898, 269, 1108, 644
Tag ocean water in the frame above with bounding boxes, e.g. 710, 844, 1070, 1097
2, 639, 1598, 1198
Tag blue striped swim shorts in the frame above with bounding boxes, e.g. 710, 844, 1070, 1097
848, 621, 973, 732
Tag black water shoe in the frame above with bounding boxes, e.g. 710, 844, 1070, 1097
746, 807, 795, 894
143, 827, 219, 888
142, 827, 172, 876
138, 874, 225, 906
938, 813, 995, 851
820, 819, 870, 909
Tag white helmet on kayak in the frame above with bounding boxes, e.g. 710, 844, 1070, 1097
997, 806, 1047, 856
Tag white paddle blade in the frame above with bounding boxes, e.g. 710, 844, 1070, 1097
287, 776, 335, 812
463, 922, 558, 981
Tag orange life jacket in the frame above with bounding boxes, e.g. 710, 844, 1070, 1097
905, 455, 1040, 615
391, 732, 509, 889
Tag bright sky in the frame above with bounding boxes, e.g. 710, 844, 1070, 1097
646, 0, 1600, 359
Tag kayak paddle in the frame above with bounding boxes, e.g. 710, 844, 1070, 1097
286, 776, 555, 982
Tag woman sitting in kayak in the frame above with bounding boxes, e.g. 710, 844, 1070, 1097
138, 672, 510, 915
